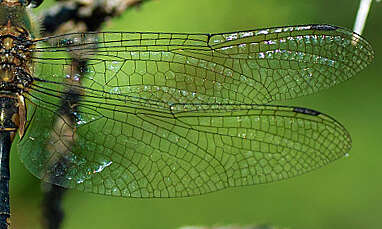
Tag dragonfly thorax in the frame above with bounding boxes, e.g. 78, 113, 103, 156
0, 0, 34, 7
0, 23, 34, 92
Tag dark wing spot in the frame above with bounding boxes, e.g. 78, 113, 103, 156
293, 107, 321, 116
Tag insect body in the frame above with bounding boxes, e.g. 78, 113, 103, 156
0, 0, 36, 137
0, 1, 38, 228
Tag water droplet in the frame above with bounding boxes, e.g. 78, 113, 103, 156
181, 90, 188, 96
266, 40, 276, 45
93, 161, 113, 173
112, 188, 119, 194
73, 74, 80, 81
226, 33, 238, 41
240, 31, 253, 38
110, 87, 121, 94
108, 61, 119, 71
255, 29, 269, 35
129, 183, 137, 191
221, 46, 233, 51
238, 133, 247, 139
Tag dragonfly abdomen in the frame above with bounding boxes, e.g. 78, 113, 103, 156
0, 95, 25, 140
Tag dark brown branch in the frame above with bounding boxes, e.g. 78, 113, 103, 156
40, 184, 66, 229
41, 0, 153, 36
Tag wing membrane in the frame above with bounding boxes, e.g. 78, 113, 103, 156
17, 24, 368, 197
31, 24, 374, 104
18, 86, 351, 197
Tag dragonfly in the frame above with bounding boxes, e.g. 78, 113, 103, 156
0, 0, 374, 228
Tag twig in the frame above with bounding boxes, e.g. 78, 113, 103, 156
41, 0, 153, 36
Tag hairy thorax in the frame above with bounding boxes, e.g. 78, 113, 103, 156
0, 2, 37, 138
0, 20, 34, 92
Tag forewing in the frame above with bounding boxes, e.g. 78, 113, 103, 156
31, 24, 374, 104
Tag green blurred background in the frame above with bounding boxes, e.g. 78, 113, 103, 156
10, 0, 382, 228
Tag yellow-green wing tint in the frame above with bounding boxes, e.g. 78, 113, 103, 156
18, 88, 351, 197
32, 24, 374, 104
17, 24, 368, 197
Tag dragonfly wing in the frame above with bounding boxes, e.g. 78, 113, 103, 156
32, 24, 374, 104
18, 88, 351, 197
18, 24, 362, 197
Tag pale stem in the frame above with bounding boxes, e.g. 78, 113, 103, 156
353, 0, 373, 35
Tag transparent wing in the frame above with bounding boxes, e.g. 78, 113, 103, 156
31, 24, 374, 104
17, 24, 367, 197
18, 85, 351, 197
